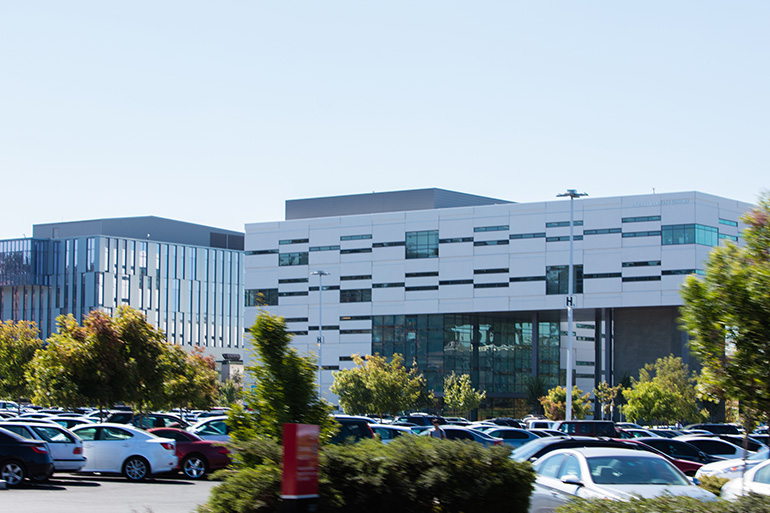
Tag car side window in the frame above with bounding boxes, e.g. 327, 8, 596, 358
559, 455, 582, 480
102, 427, 133, 441
447, 431, 474, 440
76, 427, 99, 441
536, 454, 567, 478
755, 465, 770, 485
200, 421, 227, 435
33, 426, 73, 443
2, 425, 31, 438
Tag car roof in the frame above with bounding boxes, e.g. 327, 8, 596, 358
548, 446, 663, 459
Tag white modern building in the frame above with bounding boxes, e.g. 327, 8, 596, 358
243, 189, 752, 416
0, 217, 246, 372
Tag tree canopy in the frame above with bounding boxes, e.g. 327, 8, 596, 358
621, 355, 705, 425
539, 385, 591, 420
681, 193, 770, 422
330, 353, 431, 419
443, 372, 485, 417
0, 320, 43, 409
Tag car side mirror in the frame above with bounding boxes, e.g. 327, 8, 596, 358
561, 475, 583, 487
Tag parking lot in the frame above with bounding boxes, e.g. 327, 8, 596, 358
0, 473, 219, 513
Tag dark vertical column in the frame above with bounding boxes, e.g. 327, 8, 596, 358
603, 308, 614, 420
531, 311, 539, 378
471, 317, 480, 388
594, 308, 603, 419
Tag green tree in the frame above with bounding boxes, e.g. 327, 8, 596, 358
28, 312, 128, 414
219, 371, 244, 406
234, 311, 334, 442
681, 193, 770, 422
0, 320, 43, 411
443, 372, 485, 418
524, 376, 549, 415
330, 353, 432, 419
621, 355, 705, 424
593, 381, 623, 420
539, 385, 591, 420
162, 345, 219, 412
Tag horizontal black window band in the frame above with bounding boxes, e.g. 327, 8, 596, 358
584, 273, 622, 279
474, 282, 509, 288
439, 280, 473, 285
405, 271, 439, 278
373, 283, 405, 288
309, 325, 340, 331
308, 285, 340, 291
662, 269, 697, 275
621, 276, 662, 282
622, 261, 661, 267
510, 276, 546, 282
279, 291, 308, 296
279, 278, 308, 283
340, 234, 372, 241
474, 268, 509, 274
339, 315, 372, 321
405, 286, 439, 291
279, 239, 309, 245
547, 235, 583, 242
439, 237, 473, 244
340, 275, 372, 281
284, 318, 309, 323
474, 240, 509, 246
340, 248, 372, 254
340, 329, 372, 335
622, 216, 661, 223
510, 233, 546, 239
372, 241, 405, 247
584, 228, 621, 235
622, 231, 661, 238
245, 249, 278, 255
287, 331, 308, 335
309, 246, 340, 252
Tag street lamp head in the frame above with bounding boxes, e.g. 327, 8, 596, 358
557, 189, 589, 199
311, 270, 330, 276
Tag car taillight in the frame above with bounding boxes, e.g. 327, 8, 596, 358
161, 442, 175, 451
494, 441, 504, 446
31, 445, 48, 454
218, 447, 229, 455
73, 447, 83, 455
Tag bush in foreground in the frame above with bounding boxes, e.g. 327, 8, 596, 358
199, 436, 534, 513
557, 494, 770, 513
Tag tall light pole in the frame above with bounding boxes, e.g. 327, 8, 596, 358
311, 270, 330, 395
556, 189, 587, 420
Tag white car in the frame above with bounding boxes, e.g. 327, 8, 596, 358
0, 421, 86, 473
72, 423, 177, 480
528, 447, 716, 513
696, 444, 770, 480
187, 416, 230, 442
721, 458, 770, 500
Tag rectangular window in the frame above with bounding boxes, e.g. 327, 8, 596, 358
583, 272, 622, 279
340, 275, 372, 281
340, 248, 372, 254
473, 240, 509, 246
86, 238, 95, 272
622, 215, 661, 223
279, 278, 309, 284
245, 249, 279, 255
473, 282, 509, 288
372, 282, 405, 288
340, 289, 372, 303
439, 237, 473, 244
474, 225, 509, 232
279, 238, 309, 245
546, 265, 583, 295
719, 218, 738, 227
584, 228, 621, 235
622, 230, 662, 238
309, 245, 340, 252
622, 260, 661, 267
474, 268, 509, 274
509, 276, 546, 282
546, 220, 582, 228
719, 233, 738, 242
546, 235, 583, 242
279, 252, 309, 266
622, 276, 661, 282
406, 230, 439, 259
510, 232, 546, 240
245, 289, 278, 306
662, 224, 718, 246
439, 279, 474, 285
340, 234, 372, 241
405, 271, 439, 278
372, 241, 405, 248
405, 285, 439, 291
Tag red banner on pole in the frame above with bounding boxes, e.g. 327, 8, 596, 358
281, 423, 320, 499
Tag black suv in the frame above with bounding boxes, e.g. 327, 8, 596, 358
553, 420, 620, 438
330, 415, 375, 444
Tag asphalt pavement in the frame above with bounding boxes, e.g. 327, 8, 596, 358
0, 473, 219, 513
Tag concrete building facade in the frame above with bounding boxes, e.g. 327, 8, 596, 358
244, 189, 752, 416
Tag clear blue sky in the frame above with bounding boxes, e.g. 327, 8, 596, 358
1, 2, 767, 239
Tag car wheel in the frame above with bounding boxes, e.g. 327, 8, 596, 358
1, 460, 26, 487
182, 454, 208, 479
122, 456, 149, 481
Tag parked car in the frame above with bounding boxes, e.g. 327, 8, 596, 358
330, 415, 375, 444
392, 414, 446, 426
633, 437, 715, 464
370, 424, 416, 444
148, 427, 230, 479
525, 419, 556, 430
553, 420, 620, 438
511, 436, 632, 463
529, 429, 567, 438
721, 458, 770, 500
675, 436, 752, 460
419, 425, 504, 447
0, 426, 54, 487
486, 417, 525, 428
72, 423, 177, 481
685, 423, 742, 435
48, 416, 95, 430
0, 421, 86, 473
619, 428, 662, 439
527, 447, 716, 513
475, 427, 540, 448
695, 444, 770, 480
187, 416, 231, 442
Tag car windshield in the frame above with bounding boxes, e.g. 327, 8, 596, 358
510, 438, 554, 461
748, 446, 770, 461
587, 456, 689, 486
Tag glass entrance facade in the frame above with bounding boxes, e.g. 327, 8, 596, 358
372, 312, 561, 395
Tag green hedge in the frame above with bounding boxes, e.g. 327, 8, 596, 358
199, 436, 534, 513
557, 494, 770, 513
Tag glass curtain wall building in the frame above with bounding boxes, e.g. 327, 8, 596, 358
0, 217, 245, 364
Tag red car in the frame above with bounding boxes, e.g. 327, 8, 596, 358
622, 439, 703, 477
148, 427, 230, 479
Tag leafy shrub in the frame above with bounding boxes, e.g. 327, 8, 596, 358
199, 436, 534, 513
556, 494, 770, 513
698, 475, 729, 496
